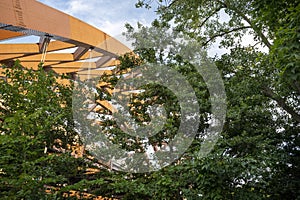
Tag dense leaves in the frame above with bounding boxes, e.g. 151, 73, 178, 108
1, 0, 299, 199
0, 62, 91, 199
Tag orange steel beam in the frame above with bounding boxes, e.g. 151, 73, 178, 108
0, 44, 38, 54
0, 0, 136, 115
18, 53, 74, 62
0, 29, 24, 40
0, 42, 76, 55
0, 0, 131, 76
0, 0, 130, 55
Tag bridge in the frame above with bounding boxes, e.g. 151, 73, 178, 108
0, 0, 131, 80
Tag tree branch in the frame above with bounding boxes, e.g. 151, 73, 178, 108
198, 6, 225, 29
262, 86, 300, 123
292, 81, 300, 95
166, 0, 179, 8
216, 0, 272, 49
202, 26, 252, 46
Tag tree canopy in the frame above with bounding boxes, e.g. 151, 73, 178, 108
0, 0, 299, 199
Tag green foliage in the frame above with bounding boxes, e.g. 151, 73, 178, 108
108, 0, 300, 199
0, 61, 88, 199
1, 0, 299, 199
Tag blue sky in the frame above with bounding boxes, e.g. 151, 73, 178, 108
2, 1, 157, 47
4, 1, 238, 56
38, 0, 157, 36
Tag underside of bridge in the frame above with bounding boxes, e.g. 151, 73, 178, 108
0, 0, 131, 80
0, 0, 134, 114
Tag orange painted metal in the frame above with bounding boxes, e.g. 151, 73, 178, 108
0, 0, 131, 74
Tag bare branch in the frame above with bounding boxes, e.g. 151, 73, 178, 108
263, 86, 300, 123
202, 26, 252, 46
216, 0, 272, 49
234, 10, 271, 48
292, 81, 300, 95
198, 6, 225, 29
166, 0, 179, 8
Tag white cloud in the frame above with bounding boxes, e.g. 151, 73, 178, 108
66, 0, 92, 14
38, 0, 156, 36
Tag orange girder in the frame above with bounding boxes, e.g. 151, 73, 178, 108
0, 0, 131, 74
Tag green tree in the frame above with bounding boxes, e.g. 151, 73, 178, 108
1, 0, 299, 199
136, 0, 300, 124
0, 61, 96, 199
80, 0, 299, 199
62, 0, 299, 199
122, 0, 299, 199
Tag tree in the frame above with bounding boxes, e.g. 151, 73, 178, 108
122, 0, 299, 198
0, 61, 103, 199
1, 1, 299, 199
136, 0, 300, 124
63, 0, 299, 198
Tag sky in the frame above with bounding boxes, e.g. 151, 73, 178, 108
5, 0, 261, 56
37, 0, 229, 56
38, 0, 157, 36
1, 1, 267, 56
